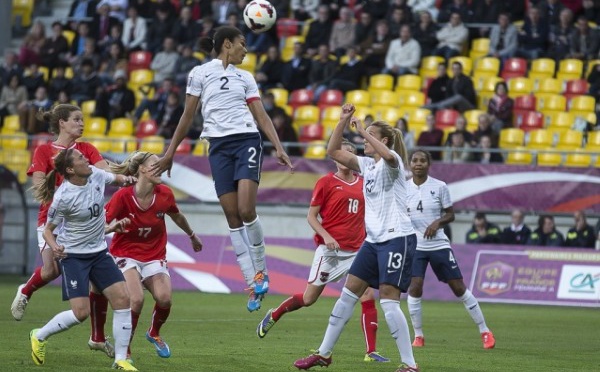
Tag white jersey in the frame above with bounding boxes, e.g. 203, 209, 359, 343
186, 58, 261, 138
47, 167, 115, 254
357, 151, 414, 243
407, 176, 452, 251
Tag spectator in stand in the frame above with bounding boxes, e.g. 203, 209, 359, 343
98, 23, 124, 55
320, 47, 365, 94
156, 91, 184, 139
18, 86, 53, 134
424, 61, 476, 113
69, 22, 93, 59
56, 90, 72, 105
174, 45, 200, 88
150, 37, 179, 84
443, 131, 472, 163
487, 81, 514, 131
48, 64, 72, 101
70, 59, 101, 104
329, 7, 356, 57
304, 5, 334, 58
387, 6, 412, 39
466, 212, 501, 244
69, 38, 101, 74
470, 0, 503, 37
262, 92, 285, 119
564, 211, 597, 248
359, 0, 391, 20
291, 0, 319, 21
538, 0, 565, 26
446, 115, 473, 145
412, 11, 439, 57
417, 114, 444, 160
281, 42, 312, 92
488, 12, 518, 63
472, 113, 498, 147
427, 63, 449, 105
198, 16, 216, 39
395, 118, 415, 149
255, 46, 284, 91
147, 5, 176, 54
92, 2, 120, 48
0, 75, 28, 124
245, 25, 277, 55
433, 12, 469, 60
569, 15, 600, 60
527, 215, 564, 247
0, 51, 23, 86
516, 6, 549, 60
355, 12, 375, 48
268, 0, 290, 19
472, 135, 503, 163
360, 20, 393, 76
39, 22, 69, 72
94, 70, 135, 120
98, 42, 127, 86
133, 77, 178, 122
19, 20, 46, 66
152, 0, 177, 18
408, 0, 439, 21
588, 61, 600, 101
121, 6, 148, 53
438, 0, 472, 23
547, 8, 575, 62
384, 25, 422, 77
97, 0, 128, 22
501, 209, 531, 245
259, 109, 302, 157
69, 0, 98, 21
129, 0, 158, 19
308, 45, 338, 100
171, 6, 200, 50
583, 0, 600, 23
22, 64, 46, 99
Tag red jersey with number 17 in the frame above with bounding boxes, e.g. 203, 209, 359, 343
310, 173, 366, 252
106, 184, 179, 262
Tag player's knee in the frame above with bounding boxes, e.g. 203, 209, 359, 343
129, 297, 144, 313
72, 306, 90, 322
303, 295, 317, 307
449, 280, 466, 297
155, 296, 171, 309
238, 208, 257, 223
40, 265, 60, 282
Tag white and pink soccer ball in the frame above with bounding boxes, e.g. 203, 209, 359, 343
243, 0, 277, 34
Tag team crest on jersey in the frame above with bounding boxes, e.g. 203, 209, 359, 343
96, 186, 100, 192
116, 259, 127, 269
319, 271, 330, 282
156, 211, 165, 219
70, 280, 78, 289
430, 190, 435, 196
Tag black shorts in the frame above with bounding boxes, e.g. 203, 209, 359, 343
411, 248, 463, 283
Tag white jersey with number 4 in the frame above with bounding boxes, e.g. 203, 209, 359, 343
407, 176, 452, 251
47, 167, 115, 254
186, 58, 261, 138
357, 151, 414, 243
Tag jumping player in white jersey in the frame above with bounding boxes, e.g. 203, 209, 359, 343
150, 26, 294, 312
28, 148, 138, 371
294, 104, 419, 372
406, 149, 495, 350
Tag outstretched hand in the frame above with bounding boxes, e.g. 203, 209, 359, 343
276, 150, 295, 174
340, 103, 355, 123
149, 155, 174, 178
350, 117, 365, 135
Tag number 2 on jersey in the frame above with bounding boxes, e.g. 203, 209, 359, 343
220, 76, 229, 90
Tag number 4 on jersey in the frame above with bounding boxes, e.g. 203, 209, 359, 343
416, 200, 423, 212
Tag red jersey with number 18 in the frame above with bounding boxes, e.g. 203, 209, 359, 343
310, 173, 366, 252
106, 184, 179, 262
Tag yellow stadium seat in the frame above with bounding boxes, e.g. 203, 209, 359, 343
81, 100, 96, 117
238, 52, 257, 73
555, 130, 584, 150
537, 149, 562, 166
508, 77, 534, 98
536, 94, 566, 113
419, 56, 445, 78
108, 134, 137, 153
586, 131, 600, 150
399, 107, 431, 126
529, 58, 556, 82
569, 95, 596, 112
84, 117, 108, 136
1, 149, 31, 183
38, 66, 50, 82
464, 109, 486, 128
345, 90, 371, 107
537, 78, 563, 94
267, 88, 289, 107
281, 48, 294, 62
12, 0, 34, 28
2, 115, 20, 133
139, 135, 165, 154
478, 76, 505, 93
586, 59, 600, 77
283, 35, 305, 50
109, 118, 134, 136
303, 140, 327, 159
372, 106, 401, 124
477, 92, 495, 110
545, 112, 574, 131
370, 90, 398, 107
129, 69, 154, 87
369, 74, 394, 92
527, 129, 554, 150
469, 38, 490, 60
192, 139, 210, 156
353, 106, 373, 122
397, 91, 425, 107
564, 150, 592, 167
293, 105, 320, 130
505, 147, 533, 165
473, 57, 501, 79
396, 75, 422, 92
571, 111, 597, 124
448, 56, 473, 77
62, 29, 76, 47
499, 128, 525, 149
557, 59, 583, 81
84, 135, 111, 153
0, 131, 28, 150
320, 106, 342, 135
193, 51, 205, 62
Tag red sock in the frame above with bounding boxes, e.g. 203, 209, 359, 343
361, 300, 378, 353
89, 292, 108, 342
128, 310, 140, 356
21, 267, 49, 298
272, 293, 305, 321
148, 303, 171, 337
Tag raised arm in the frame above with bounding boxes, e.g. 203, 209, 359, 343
352, 118, 398, 168
326, 103, 360, 172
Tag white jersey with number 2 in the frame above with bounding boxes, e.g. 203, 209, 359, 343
186, 58, 261, 138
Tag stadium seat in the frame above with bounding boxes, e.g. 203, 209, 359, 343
293, 105, 320, 129
448, 56, 472, 77
353, 105, 374, 122
474, 75, 503, 93
535, 94, 566, 113
499, 128, 525, 149
537, 78, 562, 94
514, 94, 537, 111
564, 150, 592, 167
372, 106, 401, 124
464, 109, 485, 129
586, 59, 600, 77
276, 18, 300, 38
0, 131, 28, 149
505, 147, 533, 165
544, 112, 574, 132
397, 91, 425, 107
129, 69, 153, 88
569, 95, 596, 112
109, 118, 134, 136
345, 90, 371, 107
396, 74, 422, 92
282, 35, 305, 50
12, 0, 34, 28
238, 52, 257, 73
514, 110, 544, 131
537, 150, 562, 167
175, 139, 192, 155
192, 139, 210, 156
1, 115, 20, 133
469, 38, 490, 60
299, 123, 324, 142
528, 58, 556, 82
321, 105, 342, 126
508, 77, 534, 98
84, 117, 108, 136
564, 79, 589, 97
527, 129, 554, 149
135, 119, 158, 138
419, 56, 445, 78
30, 133, 54, 150
501, 58, 528, 80
1, 149, 30, 183
267, 88, 289, 107
399, 107, 431, 126
303, 140, 327, 159
555, 130, 584, 150
85, 135, 111, 153
586, 131, 600, 151
62, 29, 76, 46
139, 135, 165, 154
81, 100, 96, 117
557, 59, 583, 81
128, 51, 153, 72
38, 66, 50, 82
368, 74, 394, 92
317, 89, 343, 109
473, 57, 501, 79
370, 90, 398, 107
108, 134, 137, 153
435, 109, 460, 129
477, 91, 495, 110
288, 89, 314, 109
193, 51, 205, 62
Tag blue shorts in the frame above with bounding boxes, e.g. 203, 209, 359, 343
208, 132, 263, 197
349, 234, 417, 292
411, 248, 463, 283
60, 249, 125, 301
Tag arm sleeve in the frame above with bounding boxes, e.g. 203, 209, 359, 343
47, 193, 65, 226
105, 191, 121, 222
27, 146, 51, 176
440, 184, 453, 209
80, 142, 105, 165
186, 66, 203, 97
244, 71, 261, 101
164, 186, 180, 214
310, 177, 327, 207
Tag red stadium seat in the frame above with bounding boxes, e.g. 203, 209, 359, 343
435, 109, 460, 129
514, 110, 544, 131
299, 123, 324, 142
288, 89, 314, 109
317, 89, 343, 109
276, 18, 300, 38
175, 139, 192, 154
514, 94, 537, 111
501, 58, 528, 80
135, 119, 158, 138
128, 51, 153, 72
564, 79, 590, 101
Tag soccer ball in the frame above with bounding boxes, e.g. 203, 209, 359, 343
243, 0, 277, 34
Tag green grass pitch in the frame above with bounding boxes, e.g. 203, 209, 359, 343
1, 275, 598, 371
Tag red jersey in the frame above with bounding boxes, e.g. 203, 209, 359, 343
310, 173, 366, 252
106, 184, 179, 262
28, 142, 104, 226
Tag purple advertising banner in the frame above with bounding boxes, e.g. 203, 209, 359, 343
162, 156, 600, 213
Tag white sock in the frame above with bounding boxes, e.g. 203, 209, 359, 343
230, 227, 256, 286
460, 290, 489, 333
37, 310, 81, 340
407, 295, 423, 337
381, 299, 416, 367
112, 308, 132, 362
318, 287, 359, 357
244, 216, 267, 274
